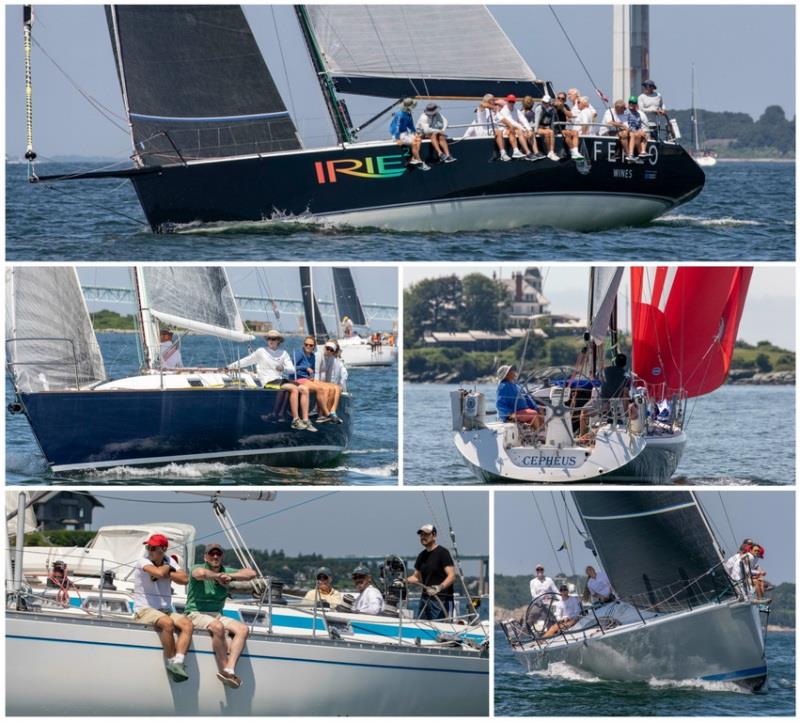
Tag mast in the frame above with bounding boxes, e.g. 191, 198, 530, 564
612, 5, 649, 104
131, 266, 157, 369
691, 63, 700, 153
587, 268, 597, 376
294, 5, 352, 145
23, 6, 37, 174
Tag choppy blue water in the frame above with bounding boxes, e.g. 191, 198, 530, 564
404, 383, 794, 485
6, 161, 794, 261
494, 627, 795, 716
6, 333, 398, 485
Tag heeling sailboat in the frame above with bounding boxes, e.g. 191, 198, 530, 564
690, 63, 718, 167
332, 268, 397, 367
451, 266, 751, 483
7, 492, 490, 715
6, 266, 352, 472
500, 491, 768, 689
28, 5, 704, 233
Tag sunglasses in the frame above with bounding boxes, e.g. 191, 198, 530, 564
147, 546, 165, 552
268, 338, 281, 343
304, 343, 315, 348
207, 550, 223, 557
352, 575, 367, 581
317, 575, 330, 581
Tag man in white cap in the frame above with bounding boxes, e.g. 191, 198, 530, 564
495, 365, 544, 429
533, 96, 560, 161
351, 565, 385, 615
159, 328, 183, 369
315, 340, 347, 423
406, 524, 456, 620
390, 98, 429, 170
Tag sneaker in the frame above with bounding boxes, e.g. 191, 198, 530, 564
329, 412, 343, 424
633, 155, 645, 164
304, 421, 318, 433
420, 162, 431, 171
512, 148, 525, 159
408, 158, 422, 166
570, 150, 584, 160
500, 151, 511, 162
166, 661, 189, 683
290, 418, 305, 430
443, 155, 457, 163
547, 151, 560, 161
316, 415, 331, 424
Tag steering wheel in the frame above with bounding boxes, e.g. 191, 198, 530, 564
522, 366, 594, 410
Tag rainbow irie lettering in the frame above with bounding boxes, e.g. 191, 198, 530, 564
314, 155, 406, 184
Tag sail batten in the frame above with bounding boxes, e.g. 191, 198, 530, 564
305, 5, 547, 99
6, 267, 106, 393
631, 267, 752, 398
106, 5, 301, 166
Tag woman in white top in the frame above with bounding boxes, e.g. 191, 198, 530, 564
230, 329, 316, 431
313, 341, 348, 423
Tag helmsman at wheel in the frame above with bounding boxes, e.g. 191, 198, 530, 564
405, 524, 457, 620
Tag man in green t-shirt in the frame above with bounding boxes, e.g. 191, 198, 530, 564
185, 543, 257, 688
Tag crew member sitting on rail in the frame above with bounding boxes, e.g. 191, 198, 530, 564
599, 99, 631, 154
552, 97, 584, 160
495, 364, 545, 430
542, 585, 583, 638
533, 96, 560, 161
417, 103, 456, 163
623, 97, 650, 162
390, 98, 429, 171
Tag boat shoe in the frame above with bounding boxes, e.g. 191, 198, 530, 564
217, 670, 242, 689
166, 660, 189, 683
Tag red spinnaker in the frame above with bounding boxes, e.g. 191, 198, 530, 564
631, 267, 752, 398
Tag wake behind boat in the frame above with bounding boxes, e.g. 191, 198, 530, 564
23, 5, 704, 234
5, 267, 353, 473
451, 266, 751, 483
7, 491, 490, 715
500, 491, 769, 690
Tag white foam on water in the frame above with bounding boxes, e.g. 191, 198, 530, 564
647, 677, 750, 694
343, 448, 396, 456
530, 662, 603, 683
84, 462, 255, 480
328, 462, 398, 478
658, 215, 762, 227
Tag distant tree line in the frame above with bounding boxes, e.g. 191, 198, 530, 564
404, 274, 511, 346
670, 105, 794, 156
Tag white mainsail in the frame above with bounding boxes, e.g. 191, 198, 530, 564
306, 5, 537, 85
135, 267, 254, 367
588, 267, 624, 346
5, 267, 106, 393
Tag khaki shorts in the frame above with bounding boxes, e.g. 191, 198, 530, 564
188, 611, 238, 631
134, 607, 186, 626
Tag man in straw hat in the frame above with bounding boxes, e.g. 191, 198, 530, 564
495, 364, 544, 430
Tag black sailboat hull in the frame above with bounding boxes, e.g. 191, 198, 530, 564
119, 136, 704, 233
18, 388, 352, 473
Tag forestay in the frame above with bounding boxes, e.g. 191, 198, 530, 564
573, 491, 733, 608
5, 267, 106, 393
106, 5, 301, 166
332, 268, 367, 327
630, 267, 752, 398
305, 5, 549, 98
139, 267, 253, 342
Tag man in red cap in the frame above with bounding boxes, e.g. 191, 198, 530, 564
133, 533, 192, 682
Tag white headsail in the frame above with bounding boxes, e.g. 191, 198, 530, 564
5, 267, 106, 393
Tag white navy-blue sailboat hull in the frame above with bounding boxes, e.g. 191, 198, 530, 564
7, 612, 489, 715
18, 388, 352, 472
515, 600, 766, 690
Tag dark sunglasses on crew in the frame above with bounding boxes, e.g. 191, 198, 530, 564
207, 550, 223, 557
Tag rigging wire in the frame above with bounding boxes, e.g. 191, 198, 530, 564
39, 183, 145, 226
716, 491, 738, 552
270, 7, 298, 127
547, 6, 610, 109
531, 492, 561, 572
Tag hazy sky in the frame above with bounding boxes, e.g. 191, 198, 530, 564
496, 490, 795, 584
402, 265, 796, 350
5, 5, 794, 158
82, 489, 489, 574
77, 265, 398, 331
